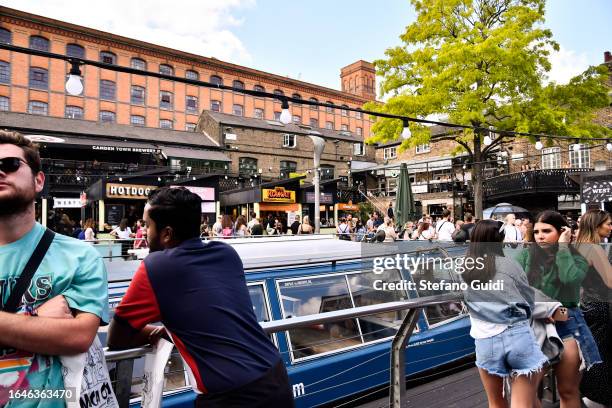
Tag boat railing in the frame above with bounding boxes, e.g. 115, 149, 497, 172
104, 293, 463, 408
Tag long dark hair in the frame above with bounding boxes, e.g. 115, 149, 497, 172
462, 220, 504, 284
526, 210, 571, 286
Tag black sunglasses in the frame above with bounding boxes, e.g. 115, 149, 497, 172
0, 157, 28, 174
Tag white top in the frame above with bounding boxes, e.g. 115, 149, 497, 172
469, 316, 509, 339
435, 220, 455, 241
502, 225, 522, 242
84, 227, 95, 241
112, 227, 131, 240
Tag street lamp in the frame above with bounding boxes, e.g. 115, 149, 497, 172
309, 134, 325, 233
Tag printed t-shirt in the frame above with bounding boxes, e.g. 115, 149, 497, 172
113, 239, 280, 394
0, 223, 109, 407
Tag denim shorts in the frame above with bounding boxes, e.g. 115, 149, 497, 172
555, 307, 602, 371
475, 320, 548, 378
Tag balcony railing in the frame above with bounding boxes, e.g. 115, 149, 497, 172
483, 168, 592, 200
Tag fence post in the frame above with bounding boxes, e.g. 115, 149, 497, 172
390, 307, 421, 408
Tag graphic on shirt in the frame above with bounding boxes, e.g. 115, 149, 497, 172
0, 275, 53, 307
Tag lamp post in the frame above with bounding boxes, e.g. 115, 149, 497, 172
309, 135, 325, 233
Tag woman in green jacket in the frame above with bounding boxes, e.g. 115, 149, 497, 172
516, 210, 601, 408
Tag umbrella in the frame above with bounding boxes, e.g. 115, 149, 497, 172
395, 163, 416, 227
483, 203, 530, 220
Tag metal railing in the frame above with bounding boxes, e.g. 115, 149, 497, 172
482, 168, 592, 199
104, 293, 463, 408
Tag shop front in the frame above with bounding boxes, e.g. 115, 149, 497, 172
86, 179, 161, 231
578, 171, 612, 213
336, 201, 359, 226
259, 187, 300, 224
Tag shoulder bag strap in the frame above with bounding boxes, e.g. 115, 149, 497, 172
2, 228, 55, 313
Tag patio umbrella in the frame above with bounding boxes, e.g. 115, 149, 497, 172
395, 163, 416, 227
483, 203, 530, 220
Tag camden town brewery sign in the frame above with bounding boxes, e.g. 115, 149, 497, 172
262, 187, 296, 203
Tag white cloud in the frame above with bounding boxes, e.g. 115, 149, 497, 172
546, 46, 590, 84
2, 0, 255, 64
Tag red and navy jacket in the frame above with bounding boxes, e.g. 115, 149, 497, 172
113, 238, 281, 394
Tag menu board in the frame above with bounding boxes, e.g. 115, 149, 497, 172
106, 204, 124, 226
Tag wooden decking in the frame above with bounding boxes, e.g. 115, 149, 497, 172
353, 366, 560, 408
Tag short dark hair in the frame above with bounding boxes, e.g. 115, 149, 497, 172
147, 187, 202, 241
464, 212, 473, 222
442, 209, 451, 218
0, 130, 41, 173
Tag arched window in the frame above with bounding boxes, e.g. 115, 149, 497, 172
341, 104, 349, 116
159, 64, 174, 75
99, 51, 116, 65
29, 67, 48, 90
185, 70, 199, 80
0, 28, 12, 44
210, 75, 223, 86
65, 105, 83, 119
280, 161, 297, 179
0, 96, 10, 111
130, 115, 145, 127
233, 104, 244, 116
239, 157, 258, 176
253, 85, 265, 92
159, 119, 173, 129
273, 89, 284, 96
210, 100, 221, 112
0, 61, 10, 84
131, 58, 146, 70
28, 101, 48, 115
326, 101, 334, 113
99, 80, 116, 100
29, 35, 49, 51
186, 96, 198, 113
292, 93, 302, 100
309, 97, 318, 110
66, 43, 85, 58
99, 111, 116, 123
232, 80, 244, 90
130, 86, 145, 105
160, 91, 173, 109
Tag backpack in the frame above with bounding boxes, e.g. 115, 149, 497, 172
77, 230, 86, 240
222, 227, 233, 238
452, 228, 467, 243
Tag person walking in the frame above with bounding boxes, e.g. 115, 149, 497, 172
387, 202, 394, 220
575, 209, 612, 407
461, 220, 549, 408
501, 213, 522, 243
434, 209, 454, 241
516, 210, 601, 408
297, 215, 313, 234
0, 131, 108, 403
108, 187, 293, 407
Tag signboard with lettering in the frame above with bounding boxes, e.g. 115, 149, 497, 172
262, 187, 296, 203
337, 201, 358, 211
106, 183, 156, 200
582, 180, 612, 203
53, 197, 83, 208
92, 145, 161, 154
106, 204, 124, 226
305, 192, 333, 204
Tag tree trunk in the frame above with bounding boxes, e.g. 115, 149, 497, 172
472, 133, 483, 220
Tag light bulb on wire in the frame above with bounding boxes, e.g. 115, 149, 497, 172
401, 119, 411, 139
483, 134, 493, 146
606, 141, 612, 152
65, 60, 83, 96
535, 138, 543, 150
279, 98, 292, 124
572, 142, 581, 152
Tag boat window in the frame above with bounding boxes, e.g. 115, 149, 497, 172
412, 256, 464, 327
347, 269, 414, 342
248, 283, 271, 322
279, 275, 362, 359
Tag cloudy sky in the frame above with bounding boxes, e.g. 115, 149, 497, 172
3, 0, 610, 92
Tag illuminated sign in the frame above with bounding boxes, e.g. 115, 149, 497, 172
106, 183, 156, 199
92, 145, 161, 154
262, 187, 296, 203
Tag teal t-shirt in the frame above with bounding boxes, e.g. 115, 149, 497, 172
0, 223, 109, 407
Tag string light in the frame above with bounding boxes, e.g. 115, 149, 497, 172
535, 138, 543, 150
607, 140, 612, 152
401, 119, 411, 139
573, 141, 581, 152
65, 59, 83, 96
279, 99, 292, 125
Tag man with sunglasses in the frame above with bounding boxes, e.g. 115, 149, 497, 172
0, 130, 109, 405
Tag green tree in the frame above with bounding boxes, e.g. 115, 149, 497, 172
366, 0, 611, 218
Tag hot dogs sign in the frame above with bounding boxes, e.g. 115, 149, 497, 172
262, 187, 296, 203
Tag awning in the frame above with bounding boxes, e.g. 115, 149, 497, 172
32, 135, 162, 154
162, 146, 230, 162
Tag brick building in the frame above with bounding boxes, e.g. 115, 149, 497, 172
0, 6, 375, 134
